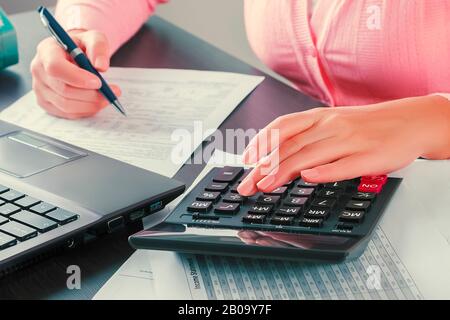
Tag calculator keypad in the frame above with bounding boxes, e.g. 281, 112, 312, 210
167, 167, 398, 237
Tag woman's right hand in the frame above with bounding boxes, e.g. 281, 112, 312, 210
30, 30, 122, 119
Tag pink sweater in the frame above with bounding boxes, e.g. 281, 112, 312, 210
56, 0, 450, 106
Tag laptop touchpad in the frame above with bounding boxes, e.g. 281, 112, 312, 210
0, 132, 86, 178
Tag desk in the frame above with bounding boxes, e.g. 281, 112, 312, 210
0, 10, 319, 299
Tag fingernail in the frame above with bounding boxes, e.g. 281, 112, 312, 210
95, 57, 108, 70
256, 174, 275, 191
237, 178, 258, 196
302, 169, 319, 179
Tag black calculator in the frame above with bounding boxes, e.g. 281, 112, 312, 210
130, 166, 401, 262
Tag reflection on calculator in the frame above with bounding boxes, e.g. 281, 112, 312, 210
129, 167, 401, 262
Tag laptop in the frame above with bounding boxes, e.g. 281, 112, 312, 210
0, 120, 185, 275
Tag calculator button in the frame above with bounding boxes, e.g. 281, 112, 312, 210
187, 201, 212, 213
345, 200, 371, 211
30, 202, 57, 214
242, 214, 266, 224
46, 209, 78, 225
304, 208, 329, 219
11, 211, 58, 233
205, 182, 228, 193
283, 180, 295, 187
229, 185, 239, 193
270, 216, 294, 226
275, 207, 301, 217
283, 197, 308, 207
214, 202, 240, 215
299, 218, 323, 228
0, 232, 17, 250
361, 175, 387, 185
222, 193, 246, 204
324, 181, 347, 189
318, 189, 342, 198
358, 182, 382, 194
213, 166, 244, 183
336, 223, 354, 231
290, 187, 314, 197
352, 192, 376, 201
311, 198, 336, 209
196, 191, 221, 202
237, 169, 252, 183
297, 180, 318, 188
0, 185, 9, 194
264, 186, 288, 197
14, 196, 41, 208
0, 190, 25, 202
339, 210, 365, 223
248, 205, 273, 215
0, 203, 21, 217
0, 221, 38, 241
256, 195, 280, 206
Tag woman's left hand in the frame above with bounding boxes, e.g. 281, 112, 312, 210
237, 95, 450, 196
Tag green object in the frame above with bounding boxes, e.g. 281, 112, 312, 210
0, 7, 19, 70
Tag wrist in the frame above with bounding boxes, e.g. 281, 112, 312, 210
420, 95, 450, 159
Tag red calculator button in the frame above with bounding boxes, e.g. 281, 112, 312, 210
361, 175, 387, 185
358, 182, 383, 193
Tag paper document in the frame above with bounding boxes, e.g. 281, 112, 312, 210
0, 68, 264, 177
95, 151, 450, 300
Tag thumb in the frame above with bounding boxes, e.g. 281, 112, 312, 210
78, 31, 111, 72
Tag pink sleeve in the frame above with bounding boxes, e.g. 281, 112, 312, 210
55, 0, 167, 54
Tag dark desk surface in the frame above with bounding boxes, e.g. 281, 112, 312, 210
0, 10, 318, 299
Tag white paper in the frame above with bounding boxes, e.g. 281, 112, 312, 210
95, 152, 450, 300
0, 68, 264, 177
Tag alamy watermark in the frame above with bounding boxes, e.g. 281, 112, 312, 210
171, 122, 280, 175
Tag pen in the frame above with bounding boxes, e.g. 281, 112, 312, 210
37, 6, 126, 116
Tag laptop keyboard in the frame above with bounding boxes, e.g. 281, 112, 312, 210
0, 184, 78, 251
165, 166, 401, 237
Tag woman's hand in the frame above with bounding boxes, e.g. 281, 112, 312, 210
238, 95, 450, 196
30, 29, 121, 119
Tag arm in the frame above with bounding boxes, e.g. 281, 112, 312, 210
238, 95, 450, 195
31, 0, 166, 119
55, 0, 167, 54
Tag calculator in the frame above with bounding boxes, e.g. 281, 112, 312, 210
129, 166, 401, 262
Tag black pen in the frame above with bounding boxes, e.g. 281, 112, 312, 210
37, 6, 126, 116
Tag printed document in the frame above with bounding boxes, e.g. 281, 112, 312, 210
0, 68, 264, 177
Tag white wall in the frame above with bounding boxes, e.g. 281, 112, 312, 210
155, 0, 289, 84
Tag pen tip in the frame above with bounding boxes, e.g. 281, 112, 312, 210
112, 100, 127, 117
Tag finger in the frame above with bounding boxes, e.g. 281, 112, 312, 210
242, 110, 320, 164
34, 59, 121, 103
37, 38, 101, 89
35, 80, 107, 116
77, 31, 110, 71
238, 126, 335, 195
301, 153, 405, 183
34, 94, 94, 119
253, 138, 356, 193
